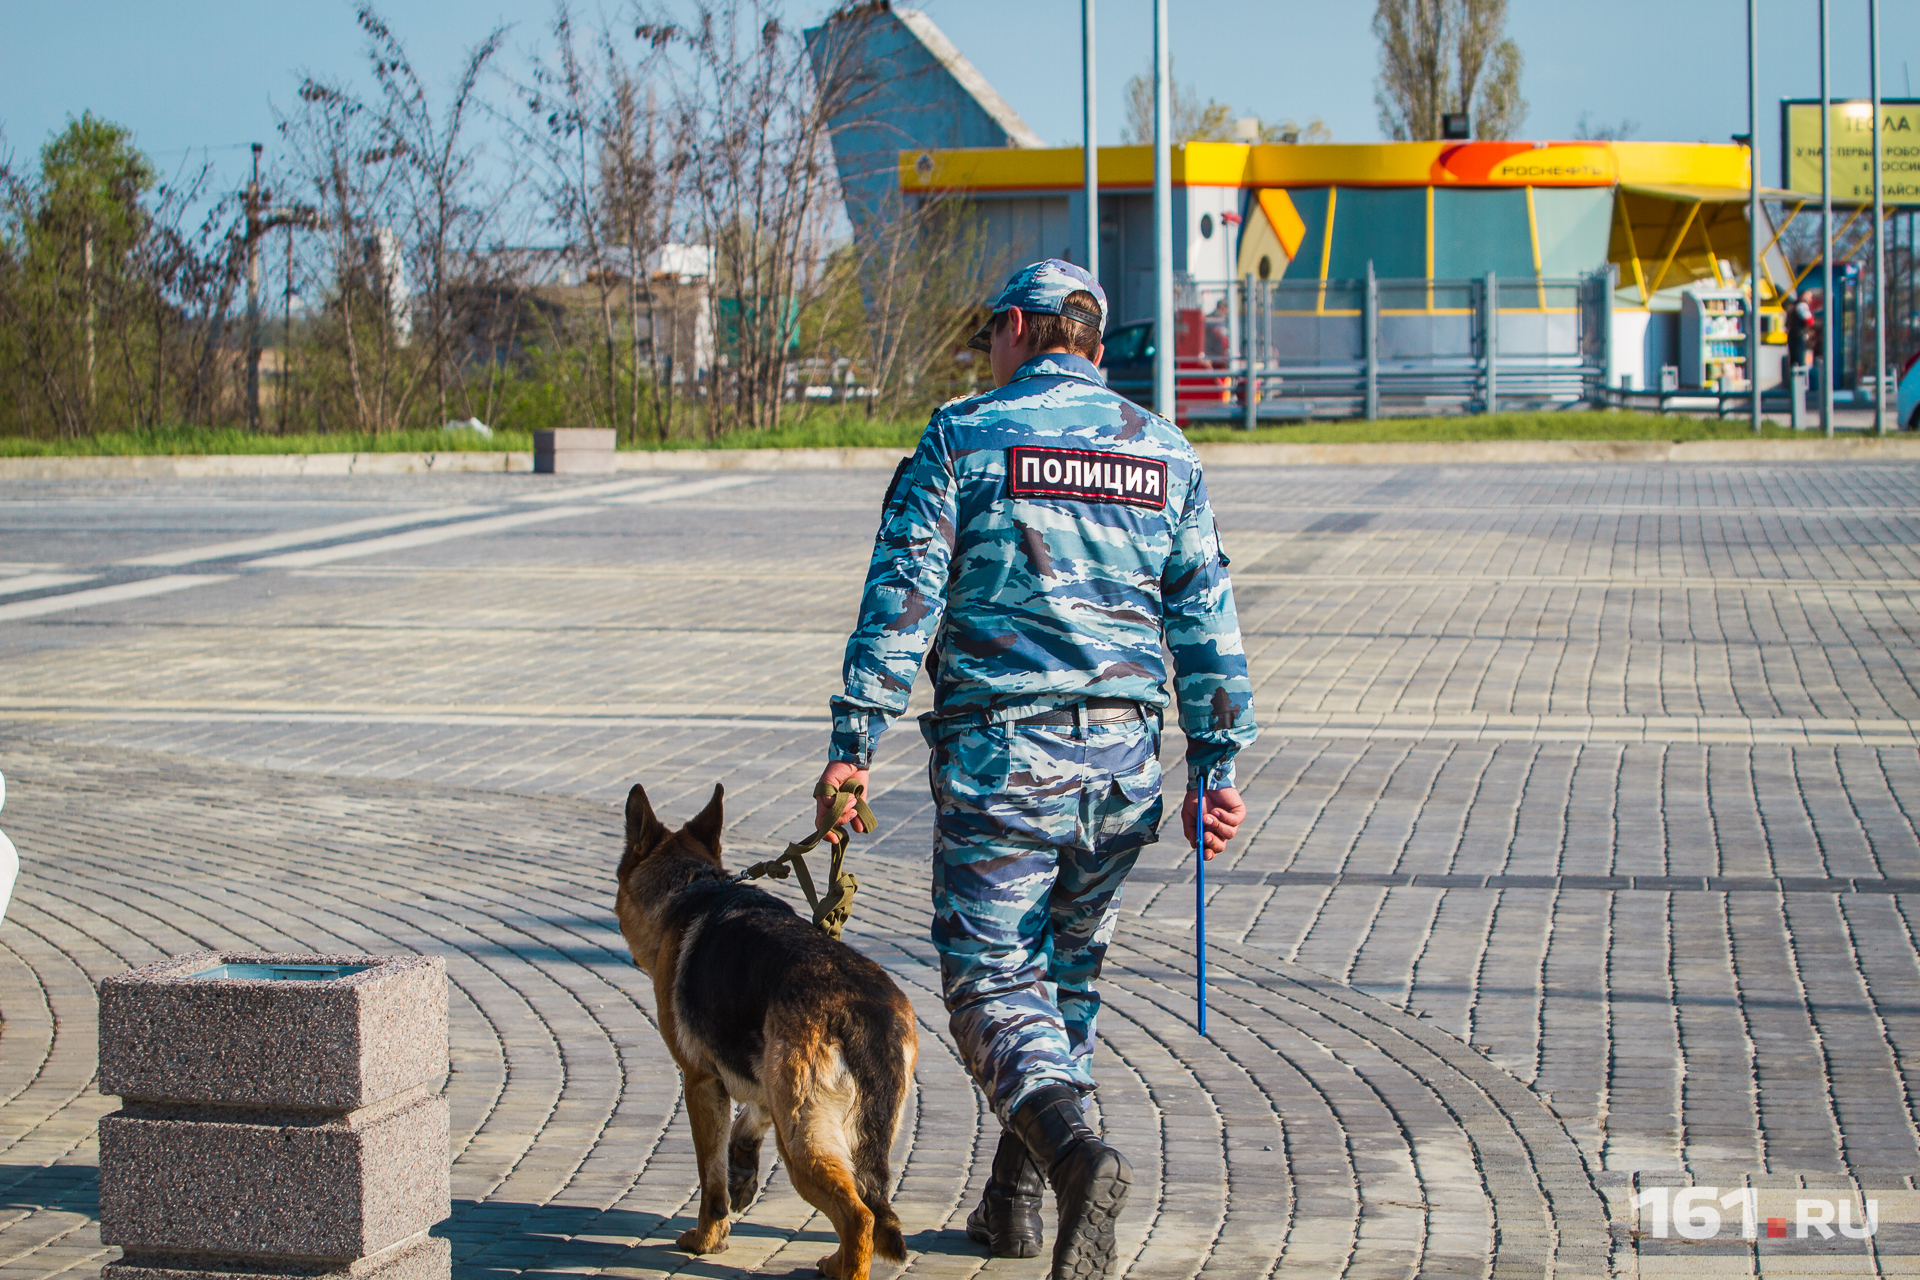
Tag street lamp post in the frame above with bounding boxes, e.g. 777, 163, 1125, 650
1748, 0, 1762, 434
1152, 0, 1173, 419
1820, 0, 1835, 436
1083, 0, 1098, 286
1872, 0, 1887, 433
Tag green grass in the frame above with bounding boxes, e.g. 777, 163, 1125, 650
0, 410, 1871, 457
0, 424, 533, 457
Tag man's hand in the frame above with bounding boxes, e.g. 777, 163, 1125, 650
1181, 786, 1246, 861
816, 761, 871, 842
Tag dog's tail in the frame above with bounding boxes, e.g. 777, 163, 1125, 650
847, 996, 916, 1263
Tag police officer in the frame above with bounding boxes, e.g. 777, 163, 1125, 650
817, 260, 1257, 1280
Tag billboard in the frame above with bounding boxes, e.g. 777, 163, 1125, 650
1782, 99, 1920, 203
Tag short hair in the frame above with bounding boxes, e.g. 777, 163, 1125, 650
994, 289, 1102, 359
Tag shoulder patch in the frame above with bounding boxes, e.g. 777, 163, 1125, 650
1006, 445, 1167, 510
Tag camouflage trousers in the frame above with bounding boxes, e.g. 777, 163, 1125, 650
925, 713, 1163, 1121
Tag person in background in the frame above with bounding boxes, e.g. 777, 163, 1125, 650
1785, 289, 1813, 372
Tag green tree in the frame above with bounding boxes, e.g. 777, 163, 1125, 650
1373, 0, 1526, 142
5, 113, 156, 435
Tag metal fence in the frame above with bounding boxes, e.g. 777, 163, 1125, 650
1109, 269, 1613, 423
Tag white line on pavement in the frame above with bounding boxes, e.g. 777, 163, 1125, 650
0, 707, 824, 732
602, 475, 772, 504
122, 505, 494, 566
515, 476, 673, 503
1229, 575, 1920, 589
0, 573, 97, 598
0, 702, 1912, 747
0, 575, 230, 622
249, 506, 600, 568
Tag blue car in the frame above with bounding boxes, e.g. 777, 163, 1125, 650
1899, 351, 1920, 430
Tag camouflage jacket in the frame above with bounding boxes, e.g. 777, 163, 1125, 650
829, 352, 1257, 788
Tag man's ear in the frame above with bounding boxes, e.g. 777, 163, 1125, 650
684, 783, 724, 855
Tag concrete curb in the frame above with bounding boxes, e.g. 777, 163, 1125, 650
612, 445, 916, 471
4, 436, 1920, 480
0, 451, 531, 479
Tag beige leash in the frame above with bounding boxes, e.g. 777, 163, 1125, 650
733, 778, 875, 940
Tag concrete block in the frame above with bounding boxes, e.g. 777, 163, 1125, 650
534, 428, 616, 474
99, 951, 447, 1110
103, 1235, 450, 1280
0, 769, 16, 923
99, 1092, 449, 1258
97, 951, 450, 1280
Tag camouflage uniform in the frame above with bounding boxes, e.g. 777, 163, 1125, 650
830, 265, 1257, 1122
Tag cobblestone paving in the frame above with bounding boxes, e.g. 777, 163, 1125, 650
2, 464, 1920, 1276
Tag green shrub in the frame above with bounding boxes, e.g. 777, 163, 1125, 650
0, 423, 533, 457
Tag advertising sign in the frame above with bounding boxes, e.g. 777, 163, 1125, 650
1429, 142, 1616, 187
1782, 99, 1920, 203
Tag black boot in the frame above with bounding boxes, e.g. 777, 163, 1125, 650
965, 1125, 1045, 1257
1008, 1084, 1132, 1280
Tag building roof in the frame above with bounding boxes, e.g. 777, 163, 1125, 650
890, 6, 1043, 149
899, 140, 1753, 194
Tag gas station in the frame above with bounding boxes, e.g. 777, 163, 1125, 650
897, 136, 1787, 417
811, 4, 1915, 428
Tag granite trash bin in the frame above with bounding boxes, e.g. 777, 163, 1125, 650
533, 427, 616, 474
0, 770, 18, 922
97, 951, 450, 1280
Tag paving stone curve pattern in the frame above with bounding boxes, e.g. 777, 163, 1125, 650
2, 462, 1920, 1277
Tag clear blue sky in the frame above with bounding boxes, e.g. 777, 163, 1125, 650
3, 0, 1916, 195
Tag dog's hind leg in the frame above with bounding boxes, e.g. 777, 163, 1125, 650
784, 1143, 874, 1280
675, 1070, 735, 1255
728, 1101, 772, 1212
853, 1034, 918, 1264
770, 1042, 875, 1280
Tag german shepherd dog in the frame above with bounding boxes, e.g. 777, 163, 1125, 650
614, 782, 919, 1280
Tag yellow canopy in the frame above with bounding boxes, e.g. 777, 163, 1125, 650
1609, 185, 1795, 304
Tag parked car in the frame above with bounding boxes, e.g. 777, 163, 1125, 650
1898, 349, 1920, 430
1098, 310, 1232, 424
1099, 320, 1155, 404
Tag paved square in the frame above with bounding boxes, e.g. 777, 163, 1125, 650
3, 460, 1920, 1276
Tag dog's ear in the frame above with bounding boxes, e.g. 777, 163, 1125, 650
683, 783, 724, 857
624, 784, 667, 865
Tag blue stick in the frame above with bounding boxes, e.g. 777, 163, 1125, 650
1196, 775, 1208, 1034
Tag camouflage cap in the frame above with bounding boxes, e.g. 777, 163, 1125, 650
966, 259, 1109, 352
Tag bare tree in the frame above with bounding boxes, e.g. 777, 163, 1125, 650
278, 74, 410, 432
600, 74, 666, 439
519, 4, 674, 441
1121, 61, 1328, 146
0, 1, 1021, 446
128, 161, 244, 430
644, 0, 851, 438
1572, 113, 1638, 142
846, 191, 994, 415
359, 8, 509, 430
1374, 0, 1525, 142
